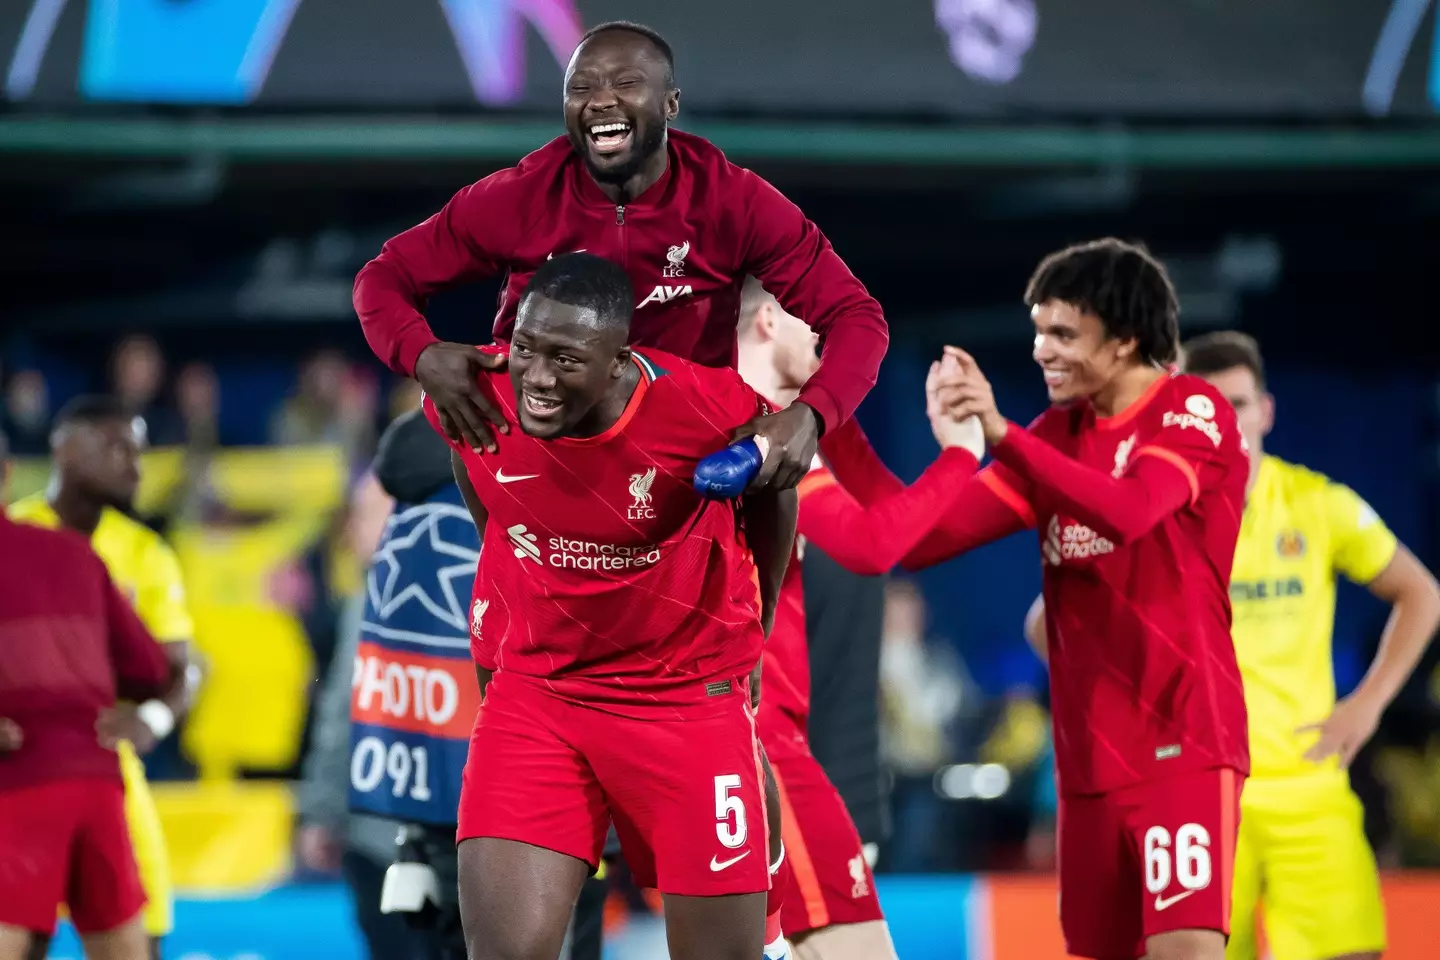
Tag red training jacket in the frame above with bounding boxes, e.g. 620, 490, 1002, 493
0, 515, 172, 790
353, 130, 888, 432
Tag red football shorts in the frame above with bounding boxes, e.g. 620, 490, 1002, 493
457, 672, 770, 897
763, 715, 883, 937
0, 779, 146, 936
1058, 767, 1244, 959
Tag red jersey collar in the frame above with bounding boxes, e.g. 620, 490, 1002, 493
569, 139, 677, 210
1091, 368, 1174, 431
553, 352, 658, 446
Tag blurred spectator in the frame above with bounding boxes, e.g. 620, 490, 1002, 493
879, 579, 966, 872
2, 369, 51, 455
175, 362, 222, 451
112, 334, 185, 446
298, 473, 417, 960
1024, 739, 1059, 871
388, 379, 423, 423
802, 548, 888, 855
270, 350, 378, 459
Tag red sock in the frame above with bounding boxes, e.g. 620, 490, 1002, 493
765, 845, 790, 943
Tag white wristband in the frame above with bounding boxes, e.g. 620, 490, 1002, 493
137, 700, 176, 740
184, 662, 204, 697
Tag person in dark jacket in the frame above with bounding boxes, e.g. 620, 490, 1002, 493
801, 550, 888, 856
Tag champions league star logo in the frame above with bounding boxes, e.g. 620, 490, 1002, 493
934, 0, 1038, 85
365, 502, 481, 647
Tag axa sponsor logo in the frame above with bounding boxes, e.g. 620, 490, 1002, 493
506, 523, 660, 572
1042, 515, 1114, 565
638, 284, 694, 307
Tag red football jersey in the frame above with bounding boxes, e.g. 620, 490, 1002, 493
988, 373, 1250, 795
0, 516, 171, 790
427, 348, 769, 719
756, 479, 815, 743
758, 423, 982, 745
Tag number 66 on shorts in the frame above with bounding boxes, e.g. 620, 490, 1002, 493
1058, 768, 1244, 960
1144, 823, 1212, 903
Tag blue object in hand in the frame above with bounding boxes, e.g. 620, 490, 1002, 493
694, 437, 764, 499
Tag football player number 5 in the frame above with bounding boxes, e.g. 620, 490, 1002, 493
714, 774, 748, 849
1144, 823, 1211, 894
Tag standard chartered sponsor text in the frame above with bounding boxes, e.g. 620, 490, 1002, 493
548, 535, 662, 571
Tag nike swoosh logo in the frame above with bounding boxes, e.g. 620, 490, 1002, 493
709, 851, 751, 872
547, 249, 587, 260
495, 470, 539, 484
1153, 889, 1198, 911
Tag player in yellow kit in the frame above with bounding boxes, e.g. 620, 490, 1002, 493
1026, 333, 1440, 960
1180, 333, 1440, 960
8, 396, 196, 960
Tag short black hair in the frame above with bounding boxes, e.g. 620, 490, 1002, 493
580, 21, 675, 86
520, 253, 634, 334
1025, 238, 1180, 367
53, 394, 130, 430
0, 426, 9, 460
1182, 330, 1266, 389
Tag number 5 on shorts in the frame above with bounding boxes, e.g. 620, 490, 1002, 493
1144, 823, 1212, 894
714, 774, 748, 849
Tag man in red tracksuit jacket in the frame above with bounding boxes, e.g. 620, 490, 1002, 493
0, 428, 179, 960
353, 20, 888, 491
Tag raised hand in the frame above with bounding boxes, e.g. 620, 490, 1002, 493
933, 346, 1008, 446
925, 357, 986, 459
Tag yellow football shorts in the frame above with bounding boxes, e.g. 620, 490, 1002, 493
1228, 773, 1385, 960
119, 744, 174, 937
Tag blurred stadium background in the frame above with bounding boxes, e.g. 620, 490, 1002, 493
5, 1, 1440, 958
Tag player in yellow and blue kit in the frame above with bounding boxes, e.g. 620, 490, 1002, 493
1026, 334, 1440, 960
1178, 333, 1440, 960
8, 396, 197, 960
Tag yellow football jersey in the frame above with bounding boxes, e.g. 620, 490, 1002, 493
7, 493, 190, 935
1229, 456, 1397, 779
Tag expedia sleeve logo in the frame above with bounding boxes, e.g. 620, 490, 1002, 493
1161, 408, 1223, 448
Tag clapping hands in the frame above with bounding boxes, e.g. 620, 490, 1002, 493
925, 347, 1006, 457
